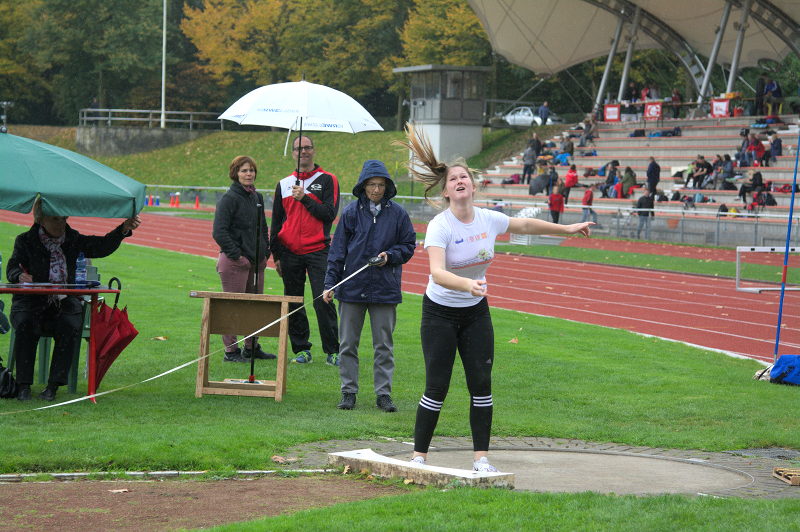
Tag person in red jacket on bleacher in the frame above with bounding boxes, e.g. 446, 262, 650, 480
563, 164, 579, 204
549, 185, 565, 224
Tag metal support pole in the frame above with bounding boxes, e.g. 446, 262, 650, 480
727, 0, 753, 94
617, 6, 642, 102
594, 16, 626, 114
160, 0, 167, 129
697, 2, 732, 105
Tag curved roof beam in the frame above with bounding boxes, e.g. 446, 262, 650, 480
736, 0, 800, 56
582, 0, 708, 94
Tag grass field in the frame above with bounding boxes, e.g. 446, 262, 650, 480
1, 221, 799, 528
4, 124, 800, 528
8, 123, 564, 197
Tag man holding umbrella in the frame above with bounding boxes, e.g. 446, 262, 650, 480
270, 136, 340, 365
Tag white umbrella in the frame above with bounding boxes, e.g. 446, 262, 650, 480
218, 80, 383, 134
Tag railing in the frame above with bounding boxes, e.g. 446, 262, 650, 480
78, 108, 223, 130
142, 184, 799, 248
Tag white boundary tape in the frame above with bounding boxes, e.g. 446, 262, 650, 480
0, 261, 374, 415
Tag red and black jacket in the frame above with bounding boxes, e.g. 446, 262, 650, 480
270, 165, 340, 260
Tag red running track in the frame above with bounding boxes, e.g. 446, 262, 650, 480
2, 210, 796, 363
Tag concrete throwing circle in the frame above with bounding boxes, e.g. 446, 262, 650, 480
389, 448, 754, 495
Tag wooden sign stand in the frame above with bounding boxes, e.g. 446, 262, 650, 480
189, 291, 303, 401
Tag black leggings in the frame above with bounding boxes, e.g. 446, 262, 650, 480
414, 295, 494, 453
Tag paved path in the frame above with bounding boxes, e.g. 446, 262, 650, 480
287, 436, 800, 499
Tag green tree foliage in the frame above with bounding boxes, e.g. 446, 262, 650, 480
0, 1, 52, 123
23, 0, 163, 123
399, 0, 491, 66
184, 0, 409, 98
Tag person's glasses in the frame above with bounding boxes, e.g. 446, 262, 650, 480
365, 183, 386, 189
293, 145, 314, 152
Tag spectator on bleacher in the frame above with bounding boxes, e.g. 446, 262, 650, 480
640, 86, 651, 101
581, 184, 598, 225
560, 135, 574, 158
537, 101, 550, 125
546, 161, 559, 197
634, 190, 654, 240
754, 73, 767, 115
689, 155, 713, 189
646, 156, 661, 195
528, 132, 543, 156
563, 164, 579, 204
716, 154, 734, 190
548, 185, 565, 224
622, 81, 638, 119
648, 85, 660, 100
578, 117, 598, 147
623, 81, 638, 102
528, 162, 550, 196
735, 133, 750, 167
598, 162, 619, 198
703, 155, 723, 189
621, 166, 637, 198
764, 133, 782, 166
744, 133, 765, 167
670, 88, 682, 119
764, 78, 783, 115
521, 144, 536, 185
706, 154, 723, 189
738, 170, 764, 205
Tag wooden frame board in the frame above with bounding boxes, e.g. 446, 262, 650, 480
189, 291, 303, 401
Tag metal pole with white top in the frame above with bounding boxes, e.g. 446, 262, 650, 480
160, 0, 167, 129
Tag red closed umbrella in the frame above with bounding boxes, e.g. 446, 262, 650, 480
92, 277, 138, 390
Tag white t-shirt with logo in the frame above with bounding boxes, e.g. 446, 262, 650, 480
424, 207, 510, 307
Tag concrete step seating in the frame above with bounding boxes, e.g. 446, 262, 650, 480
568, 118, 796, 138
485, 114, 800, 212
480, 182, 794, 208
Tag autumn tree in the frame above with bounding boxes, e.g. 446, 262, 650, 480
399, 0, 491, 66
23, 0, 163, 122
183, 0, 409, 117
0, 1, 53, 123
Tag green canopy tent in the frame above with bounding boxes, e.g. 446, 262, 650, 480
0, 132, 145, 218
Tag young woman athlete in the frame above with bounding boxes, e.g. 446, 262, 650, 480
396, 125, 593, 472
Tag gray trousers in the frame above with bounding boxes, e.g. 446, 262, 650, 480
338, 301, 396, 396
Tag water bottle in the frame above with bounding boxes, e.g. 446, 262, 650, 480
75, 252, 87, 287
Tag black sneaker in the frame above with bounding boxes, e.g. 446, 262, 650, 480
39, 385, 58, 401
337, 392, 356, 410
17, 385, 31, 401
223, 348, 247, 363
376, 394, 397, 413
243, 345, 276, 360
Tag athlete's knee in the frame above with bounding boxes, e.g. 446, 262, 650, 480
471, 393, 493, 409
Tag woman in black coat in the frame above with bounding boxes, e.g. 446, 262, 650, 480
211, 155, 273, 362
6, 198, 140, 401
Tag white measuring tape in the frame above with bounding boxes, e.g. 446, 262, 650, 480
0, 260, 376, 415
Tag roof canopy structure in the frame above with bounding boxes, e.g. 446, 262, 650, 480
469, 0, 799, 98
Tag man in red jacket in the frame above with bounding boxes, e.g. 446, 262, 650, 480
270, 135, 340, 366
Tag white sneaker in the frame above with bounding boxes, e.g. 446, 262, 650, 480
473, 456, 498, 473
410, 456, 426, 466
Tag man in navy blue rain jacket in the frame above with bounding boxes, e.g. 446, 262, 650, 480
323, 160, 416, 412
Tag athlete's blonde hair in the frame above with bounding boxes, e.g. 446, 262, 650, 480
393, 122, 478, 207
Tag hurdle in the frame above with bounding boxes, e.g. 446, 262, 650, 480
735, 246, 800, 293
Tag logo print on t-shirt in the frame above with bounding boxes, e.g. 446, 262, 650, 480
455, 238, 464, 244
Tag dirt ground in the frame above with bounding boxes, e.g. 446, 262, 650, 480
0, 475, 409, 531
